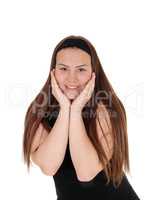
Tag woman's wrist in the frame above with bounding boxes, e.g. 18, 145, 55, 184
60, 105, 71, 113
70, 106, 82, 117
71, 105, 82, 114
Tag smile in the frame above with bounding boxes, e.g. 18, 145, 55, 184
66, 85, 78, 89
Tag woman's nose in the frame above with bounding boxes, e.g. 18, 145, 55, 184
66, 73, 78, 85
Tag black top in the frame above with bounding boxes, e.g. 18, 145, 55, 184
45, 113, 140, 200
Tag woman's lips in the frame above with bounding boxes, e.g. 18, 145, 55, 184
65, 85, 78, 89
64, 85, 82, 94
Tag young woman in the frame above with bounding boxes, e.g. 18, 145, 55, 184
22, 35, 140, 199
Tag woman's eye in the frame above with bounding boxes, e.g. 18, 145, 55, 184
60, 67, 67, 71
79, 68, 86, 72
59, 68, 86, 72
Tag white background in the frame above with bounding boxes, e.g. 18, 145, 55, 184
0, 0, 147, 199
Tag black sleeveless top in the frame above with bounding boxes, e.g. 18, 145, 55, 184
45, 112, 140, 200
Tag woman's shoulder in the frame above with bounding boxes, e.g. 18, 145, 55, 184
96, 101, 109, 117
96, 100, 112, 132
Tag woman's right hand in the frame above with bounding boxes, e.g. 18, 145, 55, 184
50, 69, 71, 110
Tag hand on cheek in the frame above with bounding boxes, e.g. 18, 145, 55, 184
71, 72, 96, 112
50, 69, 71, 109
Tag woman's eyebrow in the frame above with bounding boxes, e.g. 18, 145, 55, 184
56, 63, 88, 68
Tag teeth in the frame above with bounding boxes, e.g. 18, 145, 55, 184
67, 86, 77, 89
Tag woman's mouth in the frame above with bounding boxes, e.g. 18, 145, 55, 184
63, 85, 83, 100
65, 85, 79, 90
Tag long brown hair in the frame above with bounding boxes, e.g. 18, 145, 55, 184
22, 35, 130, 187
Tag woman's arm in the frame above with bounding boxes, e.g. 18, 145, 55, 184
31, 107, 70, 176
69, 104, 113, 182
69, 108, 101, 182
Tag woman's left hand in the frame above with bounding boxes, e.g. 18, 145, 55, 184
71, 72, 96, 113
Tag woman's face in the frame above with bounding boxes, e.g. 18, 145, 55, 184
54, 47, 92, 100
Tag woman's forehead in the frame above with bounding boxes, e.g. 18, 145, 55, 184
56, 48, 91, 66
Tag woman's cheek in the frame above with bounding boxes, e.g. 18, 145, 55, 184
80, 76, 91, 88
53, 76, 64, 93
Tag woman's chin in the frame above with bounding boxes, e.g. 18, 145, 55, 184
65, 94, 77, 102
67, 95, 76, 100
64, 91, 77, 99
